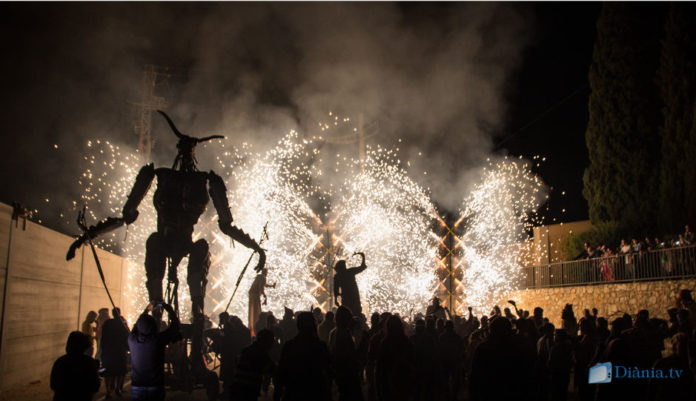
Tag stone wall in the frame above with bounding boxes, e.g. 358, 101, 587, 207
501, 278, 696, 327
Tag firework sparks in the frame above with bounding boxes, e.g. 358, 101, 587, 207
459, 156, 546, 314
72, 124, 546, 324
212, 132, 323, 322
330, 145, 440, 317
73, 140, 156, 323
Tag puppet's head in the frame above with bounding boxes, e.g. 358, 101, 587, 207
157, 110, 224, 172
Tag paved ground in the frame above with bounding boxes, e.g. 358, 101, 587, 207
0, 369, 587, 401
0, 375, 279, 401
0, 379, 217, 401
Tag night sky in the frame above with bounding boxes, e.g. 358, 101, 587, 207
0, 2, 601, 233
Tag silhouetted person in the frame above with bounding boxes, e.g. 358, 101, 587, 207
318, 311, 335, 343
561, 304, 578, 338
596, 317, 610, 343
313, 307, 324, 325
410, 319, 440, 401
229, 329, 276, 401
536, 323, 555, 401
129, 302, 180, 401
279, 307, 298, 344
425, 316, 439, 341
276, 312, 331, 401
220, 315, 251, 398
376, 316, 415, 401
328, 306, 364, 401
425, 297, 447, 321
334, 253, 367, 316
549, 329, 572, 401
470, 316, 530, 401
436, 318, 446, 337
595, 330, 637, 401
574, 318, 598, 401
95, 308, 111, 362
101, 308, 130, 398
439, 320, 465, 401
367, 313, 391, 401
81, 310, 98, 354
266, 313, 284, 360
515, 318, 538, 399
50, 331, 100, 401
649, 333, 696, 400
533, 307, 545, 329
249, 268, 275, 336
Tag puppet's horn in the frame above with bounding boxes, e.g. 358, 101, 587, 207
197, 135, 225, 143
156, 110, 185, 139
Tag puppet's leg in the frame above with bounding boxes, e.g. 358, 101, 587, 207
144, 233, 167, 302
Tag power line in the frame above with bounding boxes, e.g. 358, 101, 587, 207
495, 84, 590, 150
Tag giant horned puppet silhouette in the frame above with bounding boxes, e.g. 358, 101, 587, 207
66, 111, 266, 369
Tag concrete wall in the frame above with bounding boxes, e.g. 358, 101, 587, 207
531, 220, 594, 265
0, 203, 131, 390
501, 278, 696, 328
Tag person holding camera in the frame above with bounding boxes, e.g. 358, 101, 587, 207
128, 302, 180, 401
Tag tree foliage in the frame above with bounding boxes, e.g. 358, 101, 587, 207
657, 4, 696, 233
561, 221, 624, 260
583, 4, 665, 233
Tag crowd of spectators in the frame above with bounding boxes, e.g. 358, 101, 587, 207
559, 225, 696, 283
579, 224, 694, 260
52, 288, 696, 401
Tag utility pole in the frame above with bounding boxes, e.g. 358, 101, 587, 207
358, 113, 366, 172
326, 227, 334, 310
133, 65, 169, 160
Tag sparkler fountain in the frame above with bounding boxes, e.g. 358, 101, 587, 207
459, 156, 546, 314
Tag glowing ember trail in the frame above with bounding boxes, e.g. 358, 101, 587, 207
459, 156, 546, 314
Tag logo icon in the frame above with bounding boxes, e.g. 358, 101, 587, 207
589, 362, 613, 384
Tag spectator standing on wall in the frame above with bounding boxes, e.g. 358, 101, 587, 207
50, 331, 100, 401
685, 224, 694, 244
631, 238, 642, 252
601, 248, 615, 281
620, 239, 633, 279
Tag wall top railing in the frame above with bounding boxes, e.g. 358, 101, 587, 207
518, 244, 696, 289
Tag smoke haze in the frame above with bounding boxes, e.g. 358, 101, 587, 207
0, 3, 533, 231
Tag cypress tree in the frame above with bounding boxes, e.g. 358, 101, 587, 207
657, 4, 696, 233
583, 4, 665, 233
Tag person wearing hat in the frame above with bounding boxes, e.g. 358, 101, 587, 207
128, 302, 180, 401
